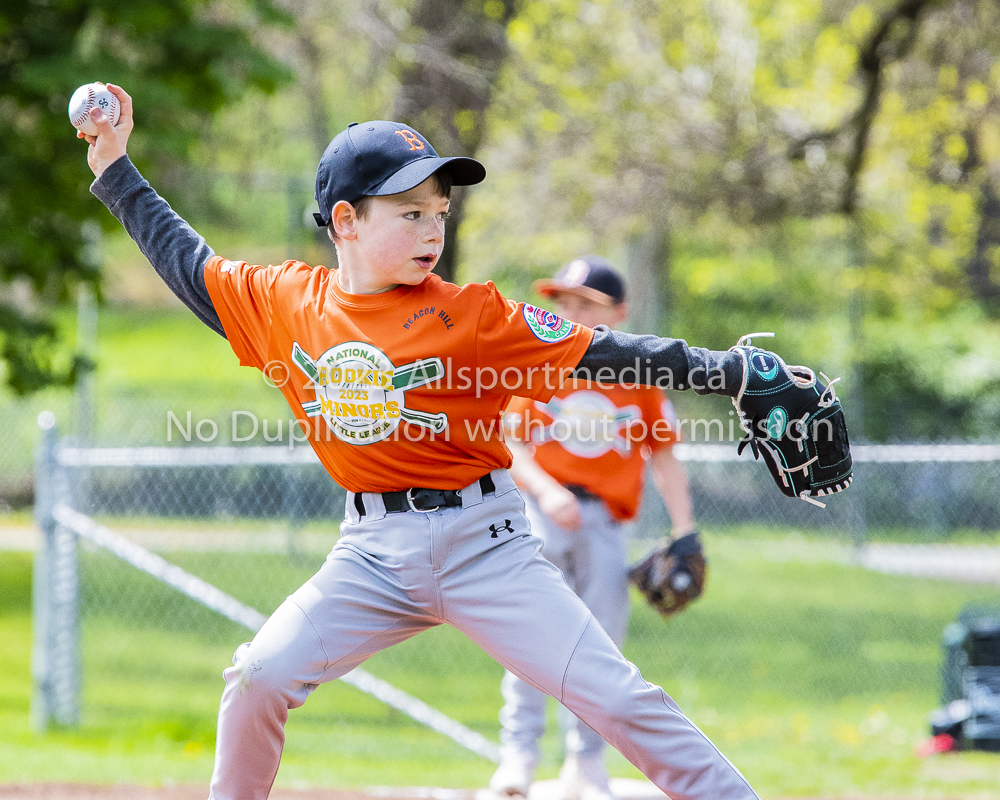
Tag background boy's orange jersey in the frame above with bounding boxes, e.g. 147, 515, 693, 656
203, 256, 592, 492
504, 382, 679, 521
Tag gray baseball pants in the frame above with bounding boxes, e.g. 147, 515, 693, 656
498, 494, 631, 764
207, 469, 758, 800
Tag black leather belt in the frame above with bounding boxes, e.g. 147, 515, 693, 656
354, 473, 496, 517
566, 484, 599, 501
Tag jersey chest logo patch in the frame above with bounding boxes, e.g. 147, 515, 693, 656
531, 390, 641, 457
522, 304, 573, 343
292, 341, 448, 444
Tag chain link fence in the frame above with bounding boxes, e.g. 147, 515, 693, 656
0, 395, 74, 512
638, 444, 1000, 541
28, 414, 1000, 785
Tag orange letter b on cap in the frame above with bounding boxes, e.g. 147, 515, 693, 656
395, 130, 425, 151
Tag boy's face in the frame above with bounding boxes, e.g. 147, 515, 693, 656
349, 177, 450, 289
553, 291, 627, 329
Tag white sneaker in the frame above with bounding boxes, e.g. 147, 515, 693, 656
558, 754, 615, 800
489, 751, 538, 797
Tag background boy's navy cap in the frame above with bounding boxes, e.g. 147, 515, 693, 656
533, 255, 626, 305
313, 121, 487, 226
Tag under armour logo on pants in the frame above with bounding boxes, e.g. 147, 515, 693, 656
489, 520, 514, 538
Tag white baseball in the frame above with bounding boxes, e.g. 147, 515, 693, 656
68, 83, 120, 136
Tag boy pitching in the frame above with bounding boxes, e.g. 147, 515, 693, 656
492, 256, 698, 800
78, 85, 759, 800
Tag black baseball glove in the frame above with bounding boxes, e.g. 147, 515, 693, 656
730, 333, 853, 507
628, 531, 707, 619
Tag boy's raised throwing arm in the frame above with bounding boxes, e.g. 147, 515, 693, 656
81, 84, 223, 336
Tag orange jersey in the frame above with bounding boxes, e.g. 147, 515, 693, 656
203, 257, 593, 492
504, 381, 679, 521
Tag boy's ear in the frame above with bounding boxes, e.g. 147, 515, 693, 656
332, 200, 359, 240
610, 302, 629, 327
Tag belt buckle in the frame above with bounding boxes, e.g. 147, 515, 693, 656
406, 488, 439, 513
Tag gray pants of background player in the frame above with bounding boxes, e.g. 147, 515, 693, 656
207, 469, 758, 800
498, 494, 630, 765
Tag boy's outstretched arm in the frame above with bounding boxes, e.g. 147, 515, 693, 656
576, 326, 743, 397
506, 440, 583, 531
648, 446, 696, 535
79, 84, 224, 336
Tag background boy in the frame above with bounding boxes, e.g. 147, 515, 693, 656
79, 84, 761, 800
493, 256, 699, 800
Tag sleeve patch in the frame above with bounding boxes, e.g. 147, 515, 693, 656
522, 304, 574, 343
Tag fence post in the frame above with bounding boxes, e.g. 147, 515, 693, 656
849, 464, 869, 555
31, 412, 80, 730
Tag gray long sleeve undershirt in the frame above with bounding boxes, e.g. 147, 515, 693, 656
91, 156, 224, 336
91, 155, 742, 398
578, 327, 743, 397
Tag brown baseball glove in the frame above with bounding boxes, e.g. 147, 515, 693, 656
628, 531, 707, 619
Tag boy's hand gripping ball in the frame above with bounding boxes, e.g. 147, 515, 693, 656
68, 83, 120, 136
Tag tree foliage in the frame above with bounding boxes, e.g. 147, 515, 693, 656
191, 0, 522, 282
13, 0, 998, 439
0, 0, 292, 393
460, 0, 1000, 439
338, 0, 522, 282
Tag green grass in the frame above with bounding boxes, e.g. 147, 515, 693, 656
5, 532, 1000, 796
0, 305, 293, 504
89, 306, 292, 450
3, 305, 1000, 794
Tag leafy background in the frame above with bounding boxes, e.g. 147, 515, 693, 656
3, 0, 1000, 444
4, 2, 1000, 796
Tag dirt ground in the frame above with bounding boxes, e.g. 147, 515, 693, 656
0, 787, 937, 800
0, 787, 472, 800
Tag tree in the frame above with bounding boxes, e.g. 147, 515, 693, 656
785, 0, 1000, 438
0, 0, 292, 394
460, 0, 1000, 439
352, 0, 521, 282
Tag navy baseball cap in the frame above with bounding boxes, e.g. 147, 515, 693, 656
533, 255, 626, 305
313, 121, 487, 226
